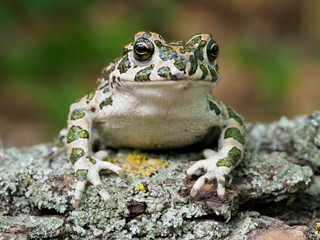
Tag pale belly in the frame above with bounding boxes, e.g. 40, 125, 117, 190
94, 116, 220, 149
92, 80, 222, 149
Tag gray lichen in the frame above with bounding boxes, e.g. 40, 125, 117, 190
246, 111, 320, 170
1, 112, 320, 239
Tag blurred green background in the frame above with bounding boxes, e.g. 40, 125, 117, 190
1, 0, 320, 147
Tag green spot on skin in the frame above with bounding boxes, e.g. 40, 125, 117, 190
179, 45, 193, 54
208, 65, 218, 82
188, 36, 201, 46
76, 169, 88, 181
227, 105, 244, 126
194, 48, 203, 61
158, 66, 172, 79
217, 147, 242, 167
200, 65, 208, 80
70, 148, 85, 165
86, 91, 95, 104
118, 55, 131, 74
229, 147, 242, 161
89, 158, 96, 164
194, 40, 206, 61
67, 126, 89, 143
100, 96, 113, 109
216, 159, 232, 167
188, 55, 198, 76
224, 127, 245, 145
180, 37, 203, 54
208, 101, 221, 115
154, 40, 178, 61
154, 40, 162, 47
121, 47, 131, 56
71, 109, 85, 120
199, 40, 207, 47
142, 31, 152, 38
174, 55, 187, 72
135, 64, 155, 81
100, 66, 115, 80
160, 46, 178, 61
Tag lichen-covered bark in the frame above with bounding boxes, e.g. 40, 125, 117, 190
1, 112, 320, 239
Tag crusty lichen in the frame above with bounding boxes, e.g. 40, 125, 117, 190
0, 214, 66, 239
1, 112, 320, 238
246, 111, 320, 170
108, 150, 170, 178
233, 151, 313, 202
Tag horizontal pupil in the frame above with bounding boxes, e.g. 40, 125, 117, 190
210, 49, 217, 55
212, 44, 218, 52
136, 44, 149, 54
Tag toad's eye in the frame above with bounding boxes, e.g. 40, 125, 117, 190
207, 39, 219, 62
133, 38, 155, 61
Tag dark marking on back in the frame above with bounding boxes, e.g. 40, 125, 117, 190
227, 105, 244, 126
67, 126, 89, 143
100, 96, 113, 109
208, 101, 221, 115
188, 55, 198, 75
118, 55, 131, 74
158, 66, 172, 79
224, 127, 245, 145
134, 64, 155, 81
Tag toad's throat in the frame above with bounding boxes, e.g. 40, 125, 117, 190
118, 80, 215, 103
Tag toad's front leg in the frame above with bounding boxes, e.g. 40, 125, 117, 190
187, 104, 245, 199
67, 94, 124, 208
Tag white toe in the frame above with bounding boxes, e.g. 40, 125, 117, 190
186, 159, 207, 178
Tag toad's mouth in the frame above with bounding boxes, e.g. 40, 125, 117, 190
118, 80, 217, 101
118, 78, 219, 87
118, 76, 219, 83
120, 79, 217, 88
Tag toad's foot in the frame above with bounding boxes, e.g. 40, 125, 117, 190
73, 150, 124, 208
186, 149, 231, 199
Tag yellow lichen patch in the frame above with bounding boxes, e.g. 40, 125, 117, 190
136, 184, 146, 192
105, 151, 169, 178
316, 223, 320, 237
